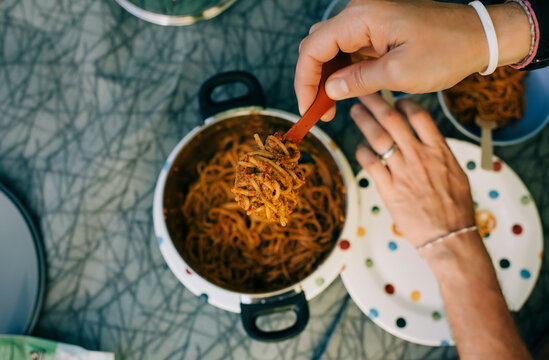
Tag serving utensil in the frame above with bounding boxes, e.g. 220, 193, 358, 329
475, 115, 497, 170
380, 89, 395, 107
284, 52, 351, 144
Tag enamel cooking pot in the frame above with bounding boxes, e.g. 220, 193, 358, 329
153, 72, 358, 341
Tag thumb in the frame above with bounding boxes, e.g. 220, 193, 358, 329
325, 56, 397, 100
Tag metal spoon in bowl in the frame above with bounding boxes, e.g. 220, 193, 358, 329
475, 116, 497, 170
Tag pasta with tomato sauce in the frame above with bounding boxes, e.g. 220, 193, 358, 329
233, 133, 305, 226
180, 134, 344, 292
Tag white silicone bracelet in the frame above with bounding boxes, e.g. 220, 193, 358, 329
469, 1, 499, 75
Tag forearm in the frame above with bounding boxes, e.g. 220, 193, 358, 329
422, 232, 531, 359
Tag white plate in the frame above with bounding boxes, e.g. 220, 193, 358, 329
341, 138, 543, 346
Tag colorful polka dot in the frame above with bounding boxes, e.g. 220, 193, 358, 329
315, 277, 325, 286
520, 269, 531, 279
539, 250, 544, 260
384, 284, 395, 295
512, 224, 523, 235
357, 226, 366, 237
365, 258, 374, 268
466, 161, 476, 170
371, 206, 380, 214
441, 340, 450, 346
473, 201, 479, 209
200, 293, 208, 301
521, 195, 531, 205
432, 311, 441, 321
396, 318, 406, 328
489, 190, 499, 199
339, 239, 351, 250
359, 178, 369, 188
329, 141, 338, 151
185, 268, 192, 275
340, 264, 347, 272
484, 232, 491, 239
156, 236, 163, 245
493, 161, 502, 172
392, 223, 403, 237
410, 290, 421, 302
369, 308, 379, 318
499, 258, 510, 269
388, 241, 398, 251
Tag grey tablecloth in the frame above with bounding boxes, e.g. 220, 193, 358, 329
1, 0, 548, 359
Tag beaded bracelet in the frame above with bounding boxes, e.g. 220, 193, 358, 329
416, 225, 479, 251
506, 0, 539, 69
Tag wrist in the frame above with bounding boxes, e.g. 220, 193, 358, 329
420, 230, 486, 283
487, 3, 531, 66
458, 4, 492, 76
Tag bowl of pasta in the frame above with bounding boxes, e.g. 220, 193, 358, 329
438, 66, 549, 145
153, 71, 359, 341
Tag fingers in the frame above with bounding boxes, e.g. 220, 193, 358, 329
309, 21, 324, 34
320, 105, 336, 122
295, 55, 323, 116
356, 144, 391, 186
350, 103, 404, 169
358, 94, 418, 150
295, 11, 372, 116
395, 99, 445, 147
324, 56, 397, 100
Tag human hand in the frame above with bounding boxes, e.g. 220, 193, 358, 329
295, 0, 531, 120
351, 94, 475, 248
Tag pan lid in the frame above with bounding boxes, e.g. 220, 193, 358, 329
0, 183, 45, 334
341, 138, 543, 346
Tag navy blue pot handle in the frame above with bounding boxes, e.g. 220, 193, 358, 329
240, 291, 309, 342
199, 71, 266, 120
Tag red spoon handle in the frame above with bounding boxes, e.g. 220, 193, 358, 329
284, 52, 351, 144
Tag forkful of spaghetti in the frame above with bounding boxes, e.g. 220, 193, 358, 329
232, 133, 305, 226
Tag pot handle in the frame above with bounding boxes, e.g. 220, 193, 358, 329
199, 71, 266, 120
240, 291, 309, 342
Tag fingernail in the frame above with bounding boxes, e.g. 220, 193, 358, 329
325, 79, 349, 99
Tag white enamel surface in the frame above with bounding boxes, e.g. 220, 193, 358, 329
341, 138, 543, 346
153, 108, 358, 313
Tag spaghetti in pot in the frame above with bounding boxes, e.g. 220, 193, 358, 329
232, 133, 305, 226
179, 134, 345, 293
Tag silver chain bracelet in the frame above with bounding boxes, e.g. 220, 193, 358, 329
416, 225, 479, 251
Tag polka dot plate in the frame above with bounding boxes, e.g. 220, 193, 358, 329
341, 138, 543, 346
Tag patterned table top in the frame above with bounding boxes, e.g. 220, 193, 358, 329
1, 0, 548, 359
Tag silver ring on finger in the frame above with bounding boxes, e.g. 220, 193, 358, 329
380, 143, 398, 160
